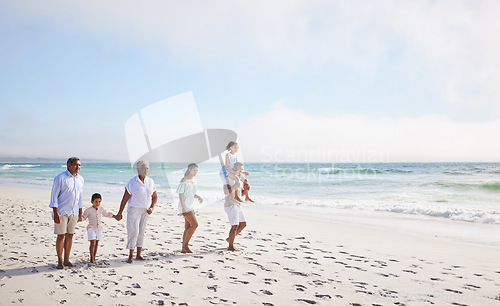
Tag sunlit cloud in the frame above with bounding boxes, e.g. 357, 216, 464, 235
238, 102, 500, 162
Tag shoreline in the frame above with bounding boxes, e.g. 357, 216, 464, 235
1, 185, 500, 305
2, 182, 499, 247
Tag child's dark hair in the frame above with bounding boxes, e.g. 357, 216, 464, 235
91, 193, 102, 202
184, 163, 198, 178
226, 141, 238, 151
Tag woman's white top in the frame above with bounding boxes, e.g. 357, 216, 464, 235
126, 175, 156, 209
176, 180, 198, 215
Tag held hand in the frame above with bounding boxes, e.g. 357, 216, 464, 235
115, 213, 123, 221
78, 215, 83, 222
198, 197, 203, 204
147, 207, 153, 215
53, 212, 61, 224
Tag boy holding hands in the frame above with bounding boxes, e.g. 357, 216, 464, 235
82, 193, 117, 263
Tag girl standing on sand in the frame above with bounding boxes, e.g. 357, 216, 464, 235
177, 163, 203, 253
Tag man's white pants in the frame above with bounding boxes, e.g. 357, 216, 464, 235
126, 207, 149, 250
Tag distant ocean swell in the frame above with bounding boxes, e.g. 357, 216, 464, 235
430, 181, 500, 191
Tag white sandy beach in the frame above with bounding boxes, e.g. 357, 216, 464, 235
0, 186, 499, 305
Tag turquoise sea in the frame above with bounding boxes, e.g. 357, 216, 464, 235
1, 162, 500, 225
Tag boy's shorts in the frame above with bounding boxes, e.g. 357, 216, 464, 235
224, 204, 246, 226
87, 228, 102, 241
54, 214, 77, 235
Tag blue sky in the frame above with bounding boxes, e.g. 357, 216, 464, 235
1, 1, 500, 162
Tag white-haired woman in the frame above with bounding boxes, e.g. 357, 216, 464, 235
115, 160, 157, 263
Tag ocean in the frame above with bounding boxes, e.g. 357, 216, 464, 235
1, 162, 499, 225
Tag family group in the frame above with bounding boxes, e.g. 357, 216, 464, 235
49, 142, 252, 269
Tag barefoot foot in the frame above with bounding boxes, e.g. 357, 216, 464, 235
136, 255, 145, 261
63, 261, 75, 267
126, 256, 133, 263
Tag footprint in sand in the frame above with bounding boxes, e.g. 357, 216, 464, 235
296, 299, 317, 304
207, 285, 218, 292
294, 284, 307, 291
315, 294, 331, 300
200, 270, 216, 279
379, 289, 399, 298
229, 277, 249, 285
445, 288, 463, 294
260, 289, 273, 295
263, 278, 278, 284
170, 280, 184, 285
85, 292, 101, 298
152, 291, 171, 297
463, 284, 481, 291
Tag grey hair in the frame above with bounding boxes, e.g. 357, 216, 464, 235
66, 157, 80, 166
135, 160, 149, 172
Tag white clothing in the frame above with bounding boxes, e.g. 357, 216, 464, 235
176, 180, 198, 215
224, 178, 243, 208
125, 175, 156, 209
82, 206, 114, 230
49, 170, 84, 217
219, 151, 238, 178
224, 204, 246, 225
126, 207, 149, 249
87, 227, 102, 241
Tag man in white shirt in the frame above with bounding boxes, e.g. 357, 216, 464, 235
49, 157, 84, 269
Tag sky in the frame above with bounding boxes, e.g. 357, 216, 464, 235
1, 0, 500, 163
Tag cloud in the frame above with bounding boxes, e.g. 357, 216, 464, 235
2, 0, 500, 115
237, 102, 500, 162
